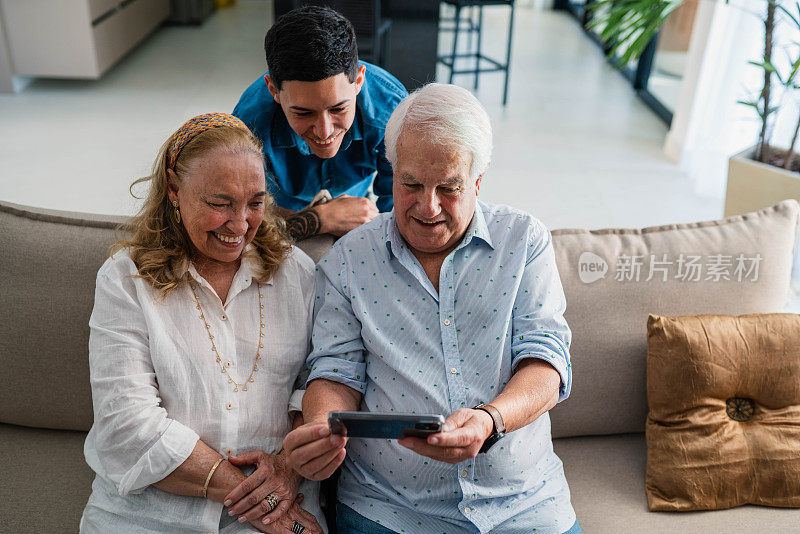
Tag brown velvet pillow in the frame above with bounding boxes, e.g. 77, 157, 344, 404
645, 313, 800, 511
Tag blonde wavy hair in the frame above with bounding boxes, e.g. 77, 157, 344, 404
113, 125, 292, 298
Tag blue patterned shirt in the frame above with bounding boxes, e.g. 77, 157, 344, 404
232, 61, 407, 212
306, 202, 576, 533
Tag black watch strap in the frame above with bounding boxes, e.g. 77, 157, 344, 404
474, 403, 506, 453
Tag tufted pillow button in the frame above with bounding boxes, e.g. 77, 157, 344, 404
726, 398, 755, 422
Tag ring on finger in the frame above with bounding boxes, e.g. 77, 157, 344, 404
264, 493, 279, 511
292, 521, 305, 534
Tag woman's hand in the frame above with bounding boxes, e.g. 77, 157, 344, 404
250, 494, 323, 534
223, 449, 302, 524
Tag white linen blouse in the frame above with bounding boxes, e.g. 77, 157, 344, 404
80, 246, 324, 533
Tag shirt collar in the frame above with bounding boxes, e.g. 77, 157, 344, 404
385, 211, 403, 259
385, 202, 495, 259
270, 101, 364, 155
270, 108, 298, 149
461, 203, 494, 249
180, 245, 271, 295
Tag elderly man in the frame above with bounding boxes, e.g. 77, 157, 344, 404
284, 84, 581, 534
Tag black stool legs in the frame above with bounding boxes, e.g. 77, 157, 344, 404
448, 4, 461, 84
502, 1, 514, 105
438, 1, 515, 106
474, 4, 483, 90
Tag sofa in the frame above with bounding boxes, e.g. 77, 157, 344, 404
1, 198, 799, 533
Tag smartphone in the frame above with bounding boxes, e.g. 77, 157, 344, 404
328, 411, 445, 439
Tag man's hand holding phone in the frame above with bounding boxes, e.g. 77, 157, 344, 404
284, 408, 465, 480
397, 408, 494, 464
282, 423, 348, 481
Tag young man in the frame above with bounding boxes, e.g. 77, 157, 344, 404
233, 6, 407, 240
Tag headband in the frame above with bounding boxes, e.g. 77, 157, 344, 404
165, 112, 250, 170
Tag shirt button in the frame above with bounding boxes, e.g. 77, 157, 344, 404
221, 314, 227, 320
226, 402, 232, 410
461, 469, 468, 477
450, 368, 458, 375
225, 361, 232, 368
464, 507, 471, 514
443, 319, 451, 326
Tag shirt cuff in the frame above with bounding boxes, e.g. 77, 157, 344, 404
288, 388, 305, 414
116, 419, 199, 496
306, 355, 367, 394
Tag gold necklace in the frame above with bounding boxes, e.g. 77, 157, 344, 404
189, 281, 264, 392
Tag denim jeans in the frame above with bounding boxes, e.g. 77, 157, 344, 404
336, 504, 397, 534
335, 503, 583, 534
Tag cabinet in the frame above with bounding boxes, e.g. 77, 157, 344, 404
0, 0, 170, 79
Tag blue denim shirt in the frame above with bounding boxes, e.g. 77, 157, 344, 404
232, 62, 407, 212
306, 202, 576, 533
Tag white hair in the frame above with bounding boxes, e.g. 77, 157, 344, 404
384, 83, 492, 180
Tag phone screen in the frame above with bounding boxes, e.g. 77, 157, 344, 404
329, 412, 444, 439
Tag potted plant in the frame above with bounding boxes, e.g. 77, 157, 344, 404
589, 0, 800, 217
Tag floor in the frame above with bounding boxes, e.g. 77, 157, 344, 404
439, 2, 721, 231
0, 0, 723, 231
650, 50, 687, 113
0, 1, 271, 217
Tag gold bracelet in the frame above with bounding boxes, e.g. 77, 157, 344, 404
202, 458, 224, 499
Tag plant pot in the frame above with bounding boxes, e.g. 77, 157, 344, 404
725, 146, 800, 217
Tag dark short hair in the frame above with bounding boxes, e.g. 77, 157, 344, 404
264, 6, 358, 91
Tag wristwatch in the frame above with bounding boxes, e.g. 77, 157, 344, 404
473, 403, 506, 453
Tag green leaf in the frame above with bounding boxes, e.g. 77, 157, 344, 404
587, 0, 682, 67
748, 60, 778, 74
783, 55, 800, 85
776, 2, 800, 28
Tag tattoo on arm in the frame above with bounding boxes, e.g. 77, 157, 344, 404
285, 209, 321, 241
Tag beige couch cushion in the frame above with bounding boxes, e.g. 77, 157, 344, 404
0, 423, 94, 532
554, 433, 800, 532
645, 313, 800, 511
0, 202, 123, 431
549, 200, 799, 438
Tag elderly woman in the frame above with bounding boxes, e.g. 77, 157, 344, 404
80, 113, 324, 534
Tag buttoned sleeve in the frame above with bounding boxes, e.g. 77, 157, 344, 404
305, 246, 367, 394
510, 219, 573, 403
88, 257, 199, 496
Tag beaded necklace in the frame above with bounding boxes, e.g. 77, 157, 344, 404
189, 281, 264, 392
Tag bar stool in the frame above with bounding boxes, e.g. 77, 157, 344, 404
438, 0, 515, 105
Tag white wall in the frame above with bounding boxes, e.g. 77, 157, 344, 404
666, 0, 776, 199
